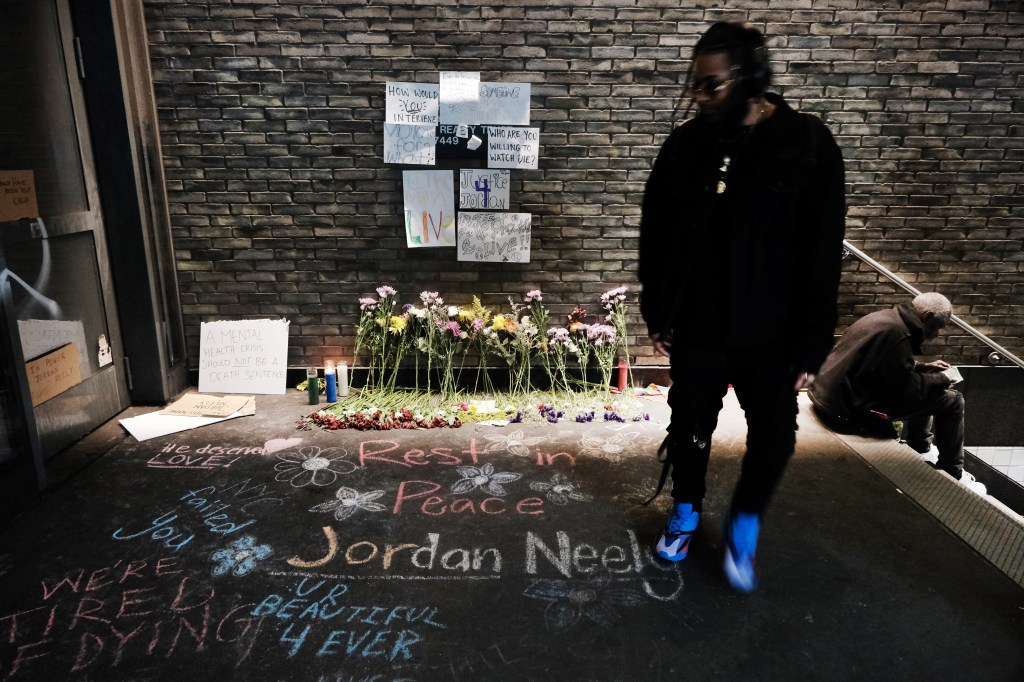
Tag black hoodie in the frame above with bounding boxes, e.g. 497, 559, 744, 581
638, 92, 846, 373
809, 301, 951, 419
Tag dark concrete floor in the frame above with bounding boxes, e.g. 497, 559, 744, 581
1, 390, 1022, 681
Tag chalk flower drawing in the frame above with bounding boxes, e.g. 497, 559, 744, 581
523, 577, 645, 633
309, 486, 387, 521
482, 429, 544, 458
576, 432, 653, 463
451, 463, 522, 496
529, 473, 593, 505
274, 446, 357, 487
210, 535, 272, 577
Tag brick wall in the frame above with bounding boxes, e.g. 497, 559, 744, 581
142, 0, 1024, 371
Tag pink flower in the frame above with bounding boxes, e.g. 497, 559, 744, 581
524, 289, 543, 303
377, 285, 397, 298
443, 320, 463, 337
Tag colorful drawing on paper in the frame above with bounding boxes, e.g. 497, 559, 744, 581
403, 170, 456, 248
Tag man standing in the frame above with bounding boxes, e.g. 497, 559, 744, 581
638, 21, 846, 592
809, 293, 985, 495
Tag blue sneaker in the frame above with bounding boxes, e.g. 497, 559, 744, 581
723, 511, 760, 593
654, 502, 700, 562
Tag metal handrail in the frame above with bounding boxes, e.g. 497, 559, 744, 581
842, 240, 1024, 371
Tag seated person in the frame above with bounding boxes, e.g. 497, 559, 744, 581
809, 293, 985, 495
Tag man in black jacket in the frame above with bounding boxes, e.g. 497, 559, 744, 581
638, 21, 846, 593
809, 293, 986, 495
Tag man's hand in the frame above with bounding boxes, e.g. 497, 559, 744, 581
794, 372, 815, 391
917, 360, 950, 373
651, 332, 672, 358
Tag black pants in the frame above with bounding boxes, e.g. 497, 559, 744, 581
897, 389, 965, 478
667, 347, 799, 516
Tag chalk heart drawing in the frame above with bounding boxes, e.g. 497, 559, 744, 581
275, 446, 357, 487
210, 535, 273, 577
523, 575, 645, 634
451, 463, 522, 496
264, 437, 303, 454
309, 486, 387, 521
530, 473, 593, 505
482, 429, 544, 457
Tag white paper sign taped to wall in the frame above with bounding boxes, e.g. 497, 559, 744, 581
384, 82, 439, 125
198, 319, 290, 394
485, 126, 539, 169
478, 82, 531, 125
457, 212, 532, 263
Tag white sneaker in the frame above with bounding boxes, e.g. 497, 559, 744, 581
958, 470, 987, 496
919, 445, 939, 465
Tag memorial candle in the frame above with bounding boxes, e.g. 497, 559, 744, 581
306, 367, 319, 405
324, 360, 338, 403
338, 361, 349, 397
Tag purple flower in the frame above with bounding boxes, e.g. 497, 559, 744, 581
600, 286, 628, 308
587, 324, 617, 344
547, 327, 570, 344
603, 411, 626, 423
443, 320, 463, 337
575, 411, 595, 423
359, 297, 378, 312
471, 318, 484, 332
524, 289, 543, 303
377, 285, 397, 298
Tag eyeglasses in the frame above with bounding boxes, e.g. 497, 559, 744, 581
690, 78, 734, 98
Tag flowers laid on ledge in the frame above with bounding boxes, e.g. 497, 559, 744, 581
297, 285, 650, 432
350, 285, 635, 398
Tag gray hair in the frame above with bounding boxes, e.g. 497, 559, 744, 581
912, 292, 952, 322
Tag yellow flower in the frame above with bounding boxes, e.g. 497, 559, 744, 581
388, 315, 407, 333
458, 308, 474, 322
492, 314, 508, 330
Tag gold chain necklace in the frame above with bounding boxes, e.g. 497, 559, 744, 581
715, 100, 770, 195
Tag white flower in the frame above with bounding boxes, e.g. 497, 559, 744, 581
451, 463, 522, 496
447, 305, 460, 317
274, 447, 357, 487
309, 487, 386, 521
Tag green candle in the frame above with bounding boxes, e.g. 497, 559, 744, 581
306, 367, 320, 405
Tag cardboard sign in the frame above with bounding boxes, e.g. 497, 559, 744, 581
198, 319, 290, 395
160, 393, 253, 418
18, 319, 92, 379
0, 170, 39, 222
26, 342, 83, 406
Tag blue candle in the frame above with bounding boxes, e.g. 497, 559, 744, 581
325, 361, 337, 403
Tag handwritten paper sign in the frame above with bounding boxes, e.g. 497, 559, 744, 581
160, 393, 253, 418
459, 169, 510, 210
385, 82, 439, 125
0, 170, 39, 222
403, 170, 456, 248
384, 124, 436, 165
457, 212, 532, 263
440, 71, 480, 125
486, 127, 539, 169
26, 342, 83, 406
478, 82, 531, 125
198, 319, 290, 395
18, 319, 91, 379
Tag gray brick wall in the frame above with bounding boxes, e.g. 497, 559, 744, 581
143, 0, 1024, 370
